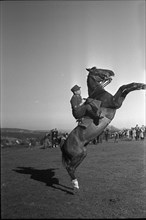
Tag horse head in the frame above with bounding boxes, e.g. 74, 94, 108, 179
86, 66, 115, 87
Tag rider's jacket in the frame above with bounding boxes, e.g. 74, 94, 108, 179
70, 94, 82, 111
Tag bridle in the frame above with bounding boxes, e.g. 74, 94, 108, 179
87, 67, 114, 97
100, 77, 112, 87
88, 74, 112, 97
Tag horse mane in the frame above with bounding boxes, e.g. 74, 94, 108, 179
86, 71, 103, 97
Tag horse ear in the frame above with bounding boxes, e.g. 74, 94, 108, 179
86, 68, 90, 72
91, 66, 97, 70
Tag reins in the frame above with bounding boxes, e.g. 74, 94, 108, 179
89, 75, 112, 97
101, 78, 112, 87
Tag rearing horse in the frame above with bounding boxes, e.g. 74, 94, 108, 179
60, 67, 146, 190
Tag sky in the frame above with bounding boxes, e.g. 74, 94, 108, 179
1, 0, 145, 131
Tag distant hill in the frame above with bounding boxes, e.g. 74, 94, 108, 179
1, 128, 70, 140
1, 125, 119, 137
108, 125, 120, 132
1, 128, 49, 139
1, 128, 50, 133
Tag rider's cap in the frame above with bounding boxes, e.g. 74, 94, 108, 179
71, 85, 81, 93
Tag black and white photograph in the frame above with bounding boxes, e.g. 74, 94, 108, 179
1, 0, 146, 219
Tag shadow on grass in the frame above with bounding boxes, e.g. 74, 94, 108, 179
13, 167, 74, 195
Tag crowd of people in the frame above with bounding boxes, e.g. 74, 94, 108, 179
42, 128, 69, 148
112, 124, 146, 143
42, 124, 145, 148
91, 124, 146, 144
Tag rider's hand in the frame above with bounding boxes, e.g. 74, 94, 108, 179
82, 99, 86, 104
80, 99, 86, 106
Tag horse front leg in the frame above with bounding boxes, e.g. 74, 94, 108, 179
121, 82, 146, 97
113, 82, 146, 109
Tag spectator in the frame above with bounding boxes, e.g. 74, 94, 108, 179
104, 128, 109, 142
141, 125, 145, 138
126, 129, 130, 139
129, 128, 133, 139
52, 128, 58, 148
114, 132, 119, 143
132, 128, 136, 140
43, 133, 51, 148
139, 125, 145, 140
97, 133, 103, 143
135, 124, 140, 141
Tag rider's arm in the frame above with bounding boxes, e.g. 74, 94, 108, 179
71, 95, 84, 109
79, 99, 86, 106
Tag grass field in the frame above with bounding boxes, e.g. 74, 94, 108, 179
1, 139, 146, 219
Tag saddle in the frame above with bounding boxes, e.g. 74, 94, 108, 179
86, 98, 102, 115
77, 99, 102, 129
77, 117, 93, 129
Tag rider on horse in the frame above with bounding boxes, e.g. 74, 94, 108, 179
62, 67, 146, 190
70, 84, 102, 127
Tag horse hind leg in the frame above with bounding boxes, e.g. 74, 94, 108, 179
66, 147, 87, 189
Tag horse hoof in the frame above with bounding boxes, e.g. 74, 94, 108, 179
142, 84, 146, 89
72, 179, 79, 189
73, 185, 79, 190
138, 83, 146, 89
